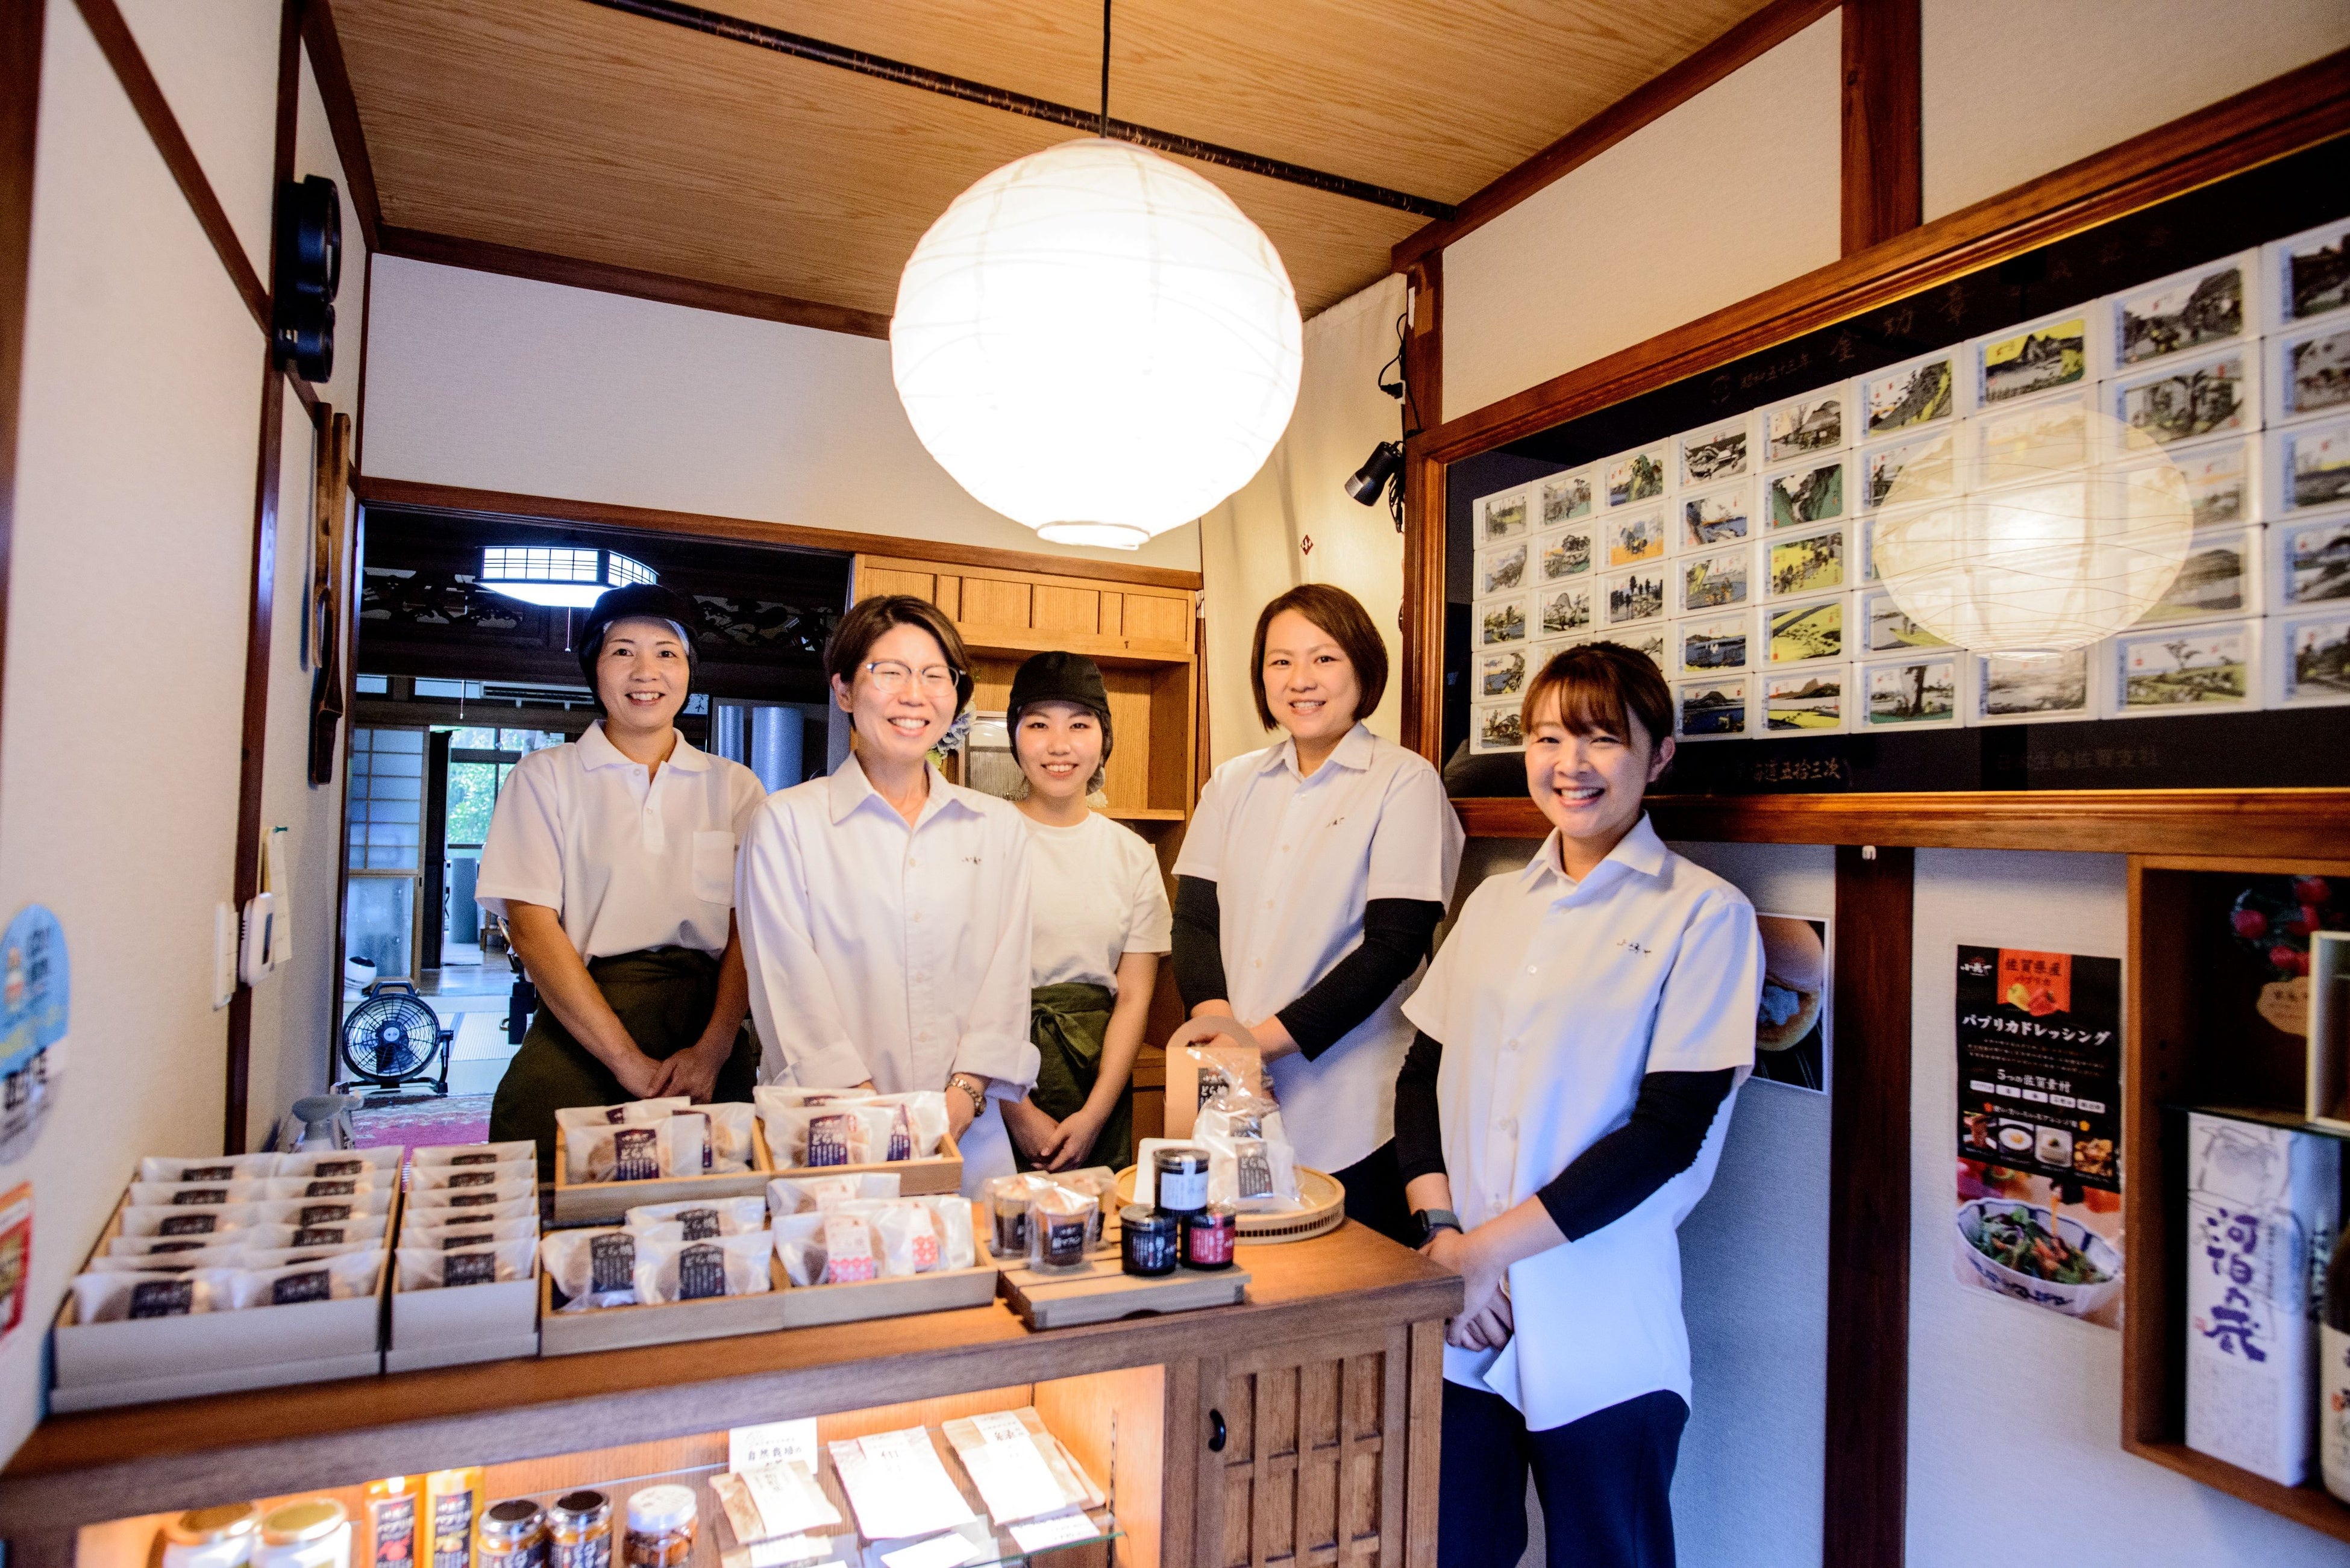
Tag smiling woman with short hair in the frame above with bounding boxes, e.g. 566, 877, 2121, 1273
1394, 640, 1761, 1568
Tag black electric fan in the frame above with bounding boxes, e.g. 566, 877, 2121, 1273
337, 980, 453, 1102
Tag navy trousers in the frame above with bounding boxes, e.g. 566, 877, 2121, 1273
1438, 1381, 1688, 1568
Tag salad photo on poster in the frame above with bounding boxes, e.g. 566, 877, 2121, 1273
1953, 944, 2126, 1328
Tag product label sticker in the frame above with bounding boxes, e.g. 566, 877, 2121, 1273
449, 1172, 495, 1188
589, 1231, 634, 1295
160, 1214, 216, 1236
445, 1250, 496, 1287
729, 1416, 819, 1473
447, 1192, 495, 1207
451, 1151, 497, 1166
678, 1207, 720, 1241
1235, 1140, 1273, 1198
128, 1278, 192, 1318
171, 1189, 227, 1205
887, 1107, 912, 1163
613, 1126, 658, 1181
301, 1204, 352, 1225
149, 1240, 202, 1254
181, 1164, 235, 1182
314, 1158, 365, 1178
295, 1226, 345, 1246
0, 905, 67, 1163
370, 1493, 416, 1568
438, 1230, 489, 1251
1007, 1514, 1096, 1554
272, 1269, 332, 1305
306, 1179, 357, 1196
677, 1242, 727, 1300
969, 1410, 1027, 1442
806, 1114, 851, 1168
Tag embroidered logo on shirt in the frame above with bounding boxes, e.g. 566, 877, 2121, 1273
1617, 938, 1652, 955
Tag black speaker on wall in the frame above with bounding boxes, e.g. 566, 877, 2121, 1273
272, 175, 342, 383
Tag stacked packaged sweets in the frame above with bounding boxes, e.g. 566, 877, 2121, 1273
396, 1140, 540, 1289
755, 1088, 951, 1172
539, 1193, 774, 1311
767, 1172, 977, 1287
70, 1148, 398, 1320
555, 1098, 760, 1184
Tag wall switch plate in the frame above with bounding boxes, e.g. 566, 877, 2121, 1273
213, 902, 237, 1009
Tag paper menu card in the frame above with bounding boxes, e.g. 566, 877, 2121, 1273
829, 1428, 976, 1541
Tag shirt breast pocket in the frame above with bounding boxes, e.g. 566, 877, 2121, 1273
691, 830, 738, 906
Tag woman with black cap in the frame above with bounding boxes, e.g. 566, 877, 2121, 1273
997, 651, 1171, 1174
477, 583, 768, 1172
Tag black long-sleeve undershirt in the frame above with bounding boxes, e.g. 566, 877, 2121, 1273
1393, 1029, 1735, 1242
1171, 876, 1445, 1061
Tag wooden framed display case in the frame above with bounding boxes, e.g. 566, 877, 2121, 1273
2123, 852, 2350, 1546
0, 1225, 1456, 1568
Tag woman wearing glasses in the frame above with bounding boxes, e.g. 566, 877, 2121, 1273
736, 595, 1038, 1193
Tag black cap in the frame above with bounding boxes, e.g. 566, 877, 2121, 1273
1007, 650, 1113, 760
576, 583, 702, 694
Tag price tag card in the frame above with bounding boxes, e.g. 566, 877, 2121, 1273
1007, 1514, 1097, 1554
730, 1417, 818, 1474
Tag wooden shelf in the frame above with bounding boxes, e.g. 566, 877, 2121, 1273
2125, 1440, 2350, 1546
0, 1224, 1455, 1538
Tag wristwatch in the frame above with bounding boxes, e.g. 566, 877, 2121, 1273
1412, 1208, 1462, 1246
945, 1072, 988, 1117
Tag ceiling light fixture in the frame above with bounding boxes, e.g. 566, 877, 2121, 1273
889, 0, 1303, 551
478, 545, 657, 608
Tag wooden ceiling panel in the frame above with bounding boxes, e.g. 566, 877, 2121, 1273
336, 0, 1778, 326
728, 0, 1777, 202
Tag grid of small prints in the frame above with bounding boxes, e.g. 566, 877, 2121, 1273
1464, 216, 2350, 752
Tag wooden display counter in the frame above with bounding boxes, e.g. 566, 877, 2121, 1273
0, 1223, 1459, 1568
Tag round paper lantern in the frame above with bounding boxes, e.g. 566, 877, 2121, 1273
1873, 412, 2192, 653
891, 137, 1303, 551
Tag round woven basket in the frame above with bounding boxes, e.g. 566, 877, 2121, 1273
1112, 1165, 1347, 1244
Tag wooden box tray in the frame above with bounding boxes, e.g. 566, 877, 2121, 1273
1000, 1255, 1249, 1329
553, 1126, 774, 1225
757, 1121, 964, 1197
538, 1257, 788, 1355
1112, 1165, 1346, 1243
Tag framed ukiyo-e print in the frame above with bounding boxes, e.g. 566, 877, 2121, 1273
1427, 133, 2350, 817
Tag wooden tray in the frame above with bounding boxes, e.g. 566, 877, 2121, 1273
1112, 1166, 1347, 1243
538, 1257, 786, 1355
553, 1125, 774, 1225
756, 1120, 964, 1196
776, 1260, 1001, 1328
1001, 1255, 1249, 1329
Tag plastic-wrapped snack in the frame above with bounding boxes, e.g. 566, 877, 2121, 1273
274, 1147, 403, 1180
865, 1202, 940, 1276
675, 1102, 757, 1173
400, 1216, 538, 1252
409, 1160, 534, 1193
396, 1238, 537, 1290
657, 1111, 709, 1177
754, 1085, 878, 1113
70, 1269, 234, 1320
1027, 1184, 1097, 1272
1049, 1167, 1117, 1248
137, 1154, 278, 1184
983, 1175, 1033, 1258
87, 1242, 251, 1272
864, 1092, 950, 1160
916, 1194, 977, 1271
771, 1212, 828, 1287
127, 1179, 269, 1209
765, 1173, 899, 1217
410, 1140, 534, 1170
277, 1213, 392, 1248
254, 1190, 396, 1228
263, 1172, 392, 1202
234, 1242, 381, 1272
1194, 1099, 1300, 1211
624, 1195, 765, 1238
224, 1249, 384, 1309
106, 1220, 283, 1257
542, 1228, 643, 1310
116, 1202, 263, 1240
819, 1212, 876, 1284
404, 1178, 535, 1213
396, 1194, 534, 1226
765, 1105, 887, 1170
631, 1230, 773, 1304
554, 1100, 691, 1181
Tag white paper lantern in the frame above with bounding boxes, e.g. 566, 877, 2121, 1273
891, 137, 1303, 550
1874, 414, 2192, 654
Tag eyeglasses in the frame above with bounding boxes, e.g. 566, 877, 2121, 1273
861, 660, 961, 695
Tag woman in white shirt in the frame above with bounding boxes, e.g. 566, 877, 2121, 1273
736, 595, 1038, 1193
1167, 584, 1463, 1241
995, 651, 1172, 1173
479, 585, 769, 1173
1394, 642, 1760, 1568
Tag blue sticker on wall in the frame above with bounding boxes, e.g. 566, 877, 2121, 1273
0, 905, 67, 1162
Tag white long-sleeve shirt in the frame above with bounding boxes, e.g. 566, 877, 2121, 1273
736, 754, 1038, 1190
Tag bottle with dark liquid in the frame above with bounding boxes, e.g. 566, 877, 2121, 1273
2324, 1218, 2350, 1504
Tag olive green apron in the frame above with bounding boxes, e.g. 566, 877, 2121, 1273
488, 946, 759, 1176
1020, 981, 1132, 1174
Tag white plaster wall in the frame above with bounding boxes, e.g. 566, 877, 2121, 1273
0, 0, 268, 1457
1907, 851, 2342, 1566
1920, 0, 2350, 222
1198, 275, 1408, 764
114, 0, 280, 280
360, 259, 1203, 573
1444, 837, 1832, 1568
1441, 13, 1842, 420
242, 47, 374, 1153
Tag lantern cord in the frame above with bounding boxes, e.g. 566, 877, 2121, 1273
1099, 0, 1111, 138
581, 0, 1458, 219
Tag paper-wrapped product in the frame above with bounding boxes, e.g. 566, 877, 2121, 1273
632, 1231, 774, 1304
136, 1154, 278, 1184
410, 1140, 535, 1170
542, 1228, 643, 1310
274, 1147, 403, 1180
409, 1160, 534, 1194
404, 1179, 534, 1215
398, 1216, 537, 1252
70, 1269, 235, 1320
127, 1179, 269, 1210
224, 1249, 385, 1309
116, 1203, 263, 1240
624, 1195, 766, 1238
395, 1239, 537, 1290
708, 1463, 841, 1545
941, 1407, 1105, 1523
257, 1184, 396, 1217
765, 1173, 899, 1217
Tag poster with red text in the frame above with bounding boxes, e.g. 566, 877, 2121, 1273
1954, 945, 2125, 1328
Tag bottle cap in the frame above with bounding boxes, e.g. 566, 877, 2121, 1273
625, 1485, 697, 1535
258, 1500, 347, 1545
164, 1505, 261, 1546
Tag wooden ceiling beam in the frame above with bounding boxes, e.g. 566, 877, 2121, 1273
374, 226, 892, 338
301, 0, 384, 254
1391, 0, 1840, 270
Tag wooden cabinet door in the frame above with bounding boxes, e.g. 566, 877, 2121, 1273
1192, 1322, 1432, 1568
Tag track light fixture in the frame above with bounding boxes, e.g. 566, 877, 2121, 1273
1344, 310, 1418, 530
1346, 442, 1404, 507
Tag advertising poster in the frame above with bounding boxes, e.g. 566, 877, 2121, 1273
1752, 914, 1828, 1093
1953, 945, 2126, 1328
0, 905, 66, 1163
